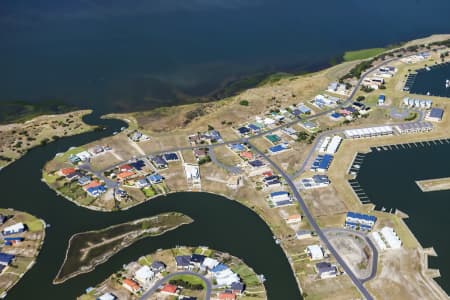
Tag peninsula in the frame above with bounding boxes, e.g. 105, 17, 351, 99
42, 34, 450, 299
0, 109, 96, 170
0, 208, 45, 298
78, 246, 266, 300
54, 212, 193, 284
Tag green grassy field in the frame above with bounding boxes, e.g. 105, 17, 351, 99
343, 48, 386, 61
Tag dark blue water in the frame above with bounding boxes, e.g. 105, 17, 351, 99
410, 62, 450, 98
1, 0, 450, 113
357, 143, 450, 294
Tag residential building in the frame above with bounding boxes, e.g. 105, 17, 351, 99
2, 223, 26, 235
306, 245, 324, 260
345, 212, 377, 231
134, 265, 154, 285
426, 108, 444, 122
315, 262, 338, 279
122, 278, 141, 294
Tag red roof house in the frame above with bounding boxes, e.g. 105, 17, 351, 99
160, 283, 178, 295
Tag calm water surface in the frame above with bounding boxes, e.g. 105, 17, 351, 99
357, 143, 450, 293
1, 0, 450, 113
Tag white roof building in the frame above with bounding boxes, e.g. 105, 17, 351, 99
76, 151, 92, 161
325, 136, 342, 154
306, 245, 324, 260
134, 266, 154, 284
214, 268, 240, 287
3, 222, 25, 234
98, 293, 116, 300
202, 257, 219, 270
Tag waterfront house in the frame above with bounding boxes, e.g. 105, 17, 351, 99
83, 180, 102, 191
59, 167, 76, 177
0, 253, 15, 266
134, 265, 154, 285
86, 185, 106, 198
4, 237, 25, 246
211, 264, 240, 287
175, 255, 192, 270
66, 171, 82, 181
136, 179, 149, 188
78, 176, 92, 186
345, 212, 377, 231
2, 223, 26, 236
202, 257, 219, 270
147, 173, 164, 184
190, 254, 206, 266
151, 261, 166, 272
230, 282, 245, 295
315, 262, 338, 279
122, 278, 141, 294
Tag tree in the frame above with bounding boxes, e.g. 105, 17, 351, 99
239, 100, 249, 106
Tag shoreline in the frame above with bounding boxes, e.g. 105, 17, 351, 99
0, 209, 46, 298
0, 109, 97, 172
53, 213, 193, 284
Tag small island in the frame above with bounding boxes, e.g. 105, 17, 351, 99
78, 246, 267, 300
0, 208, 46, 298
54, 212, 193, 284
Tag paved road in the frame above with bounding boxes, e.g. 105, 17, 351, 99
208, 146, 242, 174
248, 141, 374, 300
139, 271, 212, 300
322, 228, 379, 283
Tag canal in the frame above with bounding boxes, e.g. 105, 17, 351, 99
0, 113, 301, 299
357, 142, 450, 293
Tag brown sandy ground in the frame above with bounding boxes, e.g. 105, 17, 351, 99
0, 110, 95, 169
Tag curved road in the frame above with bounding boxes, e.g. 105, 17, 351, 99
139, 271, 212, 300
322, 228, 379, 283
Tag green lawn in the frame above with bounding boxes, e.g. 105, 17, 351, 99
138, 255, 153, 266
343, 48, 386, 61
55, 146, 86, 162
42, 171, 60, 184
169, 274, 206, 288
142, 186, 156, 198
231, 263, 260, 286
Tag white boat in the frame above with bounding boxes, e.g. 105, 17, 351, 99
426, 67, 431, 71
446, 79, 449, 88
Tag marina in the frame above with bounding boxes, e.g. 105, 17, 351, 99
408, 62, 450, 98
357, 140, 450, 293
